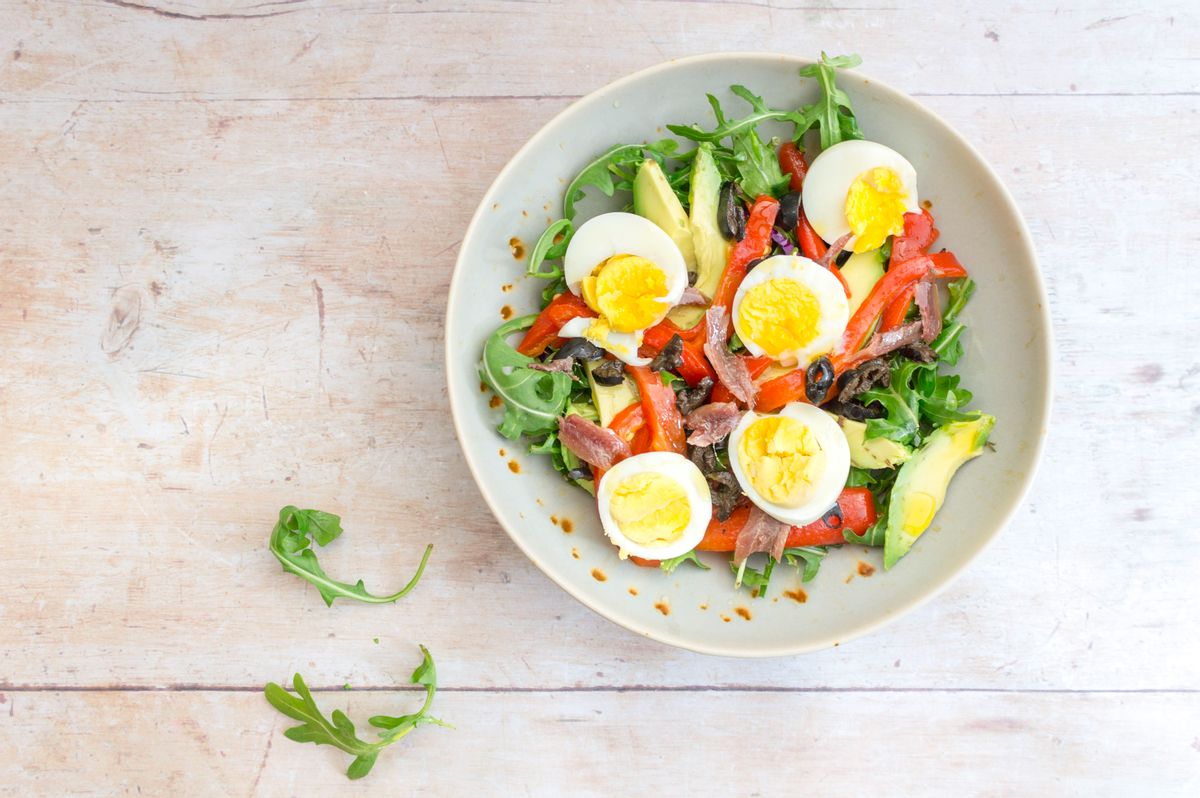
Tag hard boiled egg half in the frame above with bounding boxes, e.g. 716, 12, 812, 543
596, 452, 712, 560
560, 212, 688, 365
731, 254, 849, 368
728, 403, 850, 527
802, 139, 919, 254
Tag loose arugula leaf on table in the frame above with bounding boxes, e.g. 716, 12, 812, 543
660, 550, 710, 574
270, 507, 433, 607
797, 52, 864, 150
479, 315, 574, 439
264, 646, 446, 781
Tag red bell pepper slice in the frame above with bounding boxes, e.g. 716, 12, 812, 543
797, 208, 851, 297
880, 210, 940, 331
628, 365, 686, 455
778, 141, 808, 191
647, 315, 707, 344
697, 488, 876, 552
515, 292, 595, 357
642, 324, 715, 386
711, 355, 772, 405
754, 368, 809, 414
712, 196, 779, 312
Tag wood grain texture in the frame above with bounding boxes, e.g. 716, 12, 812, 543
2, 689, 1198, 797
0, 0, 1198, 794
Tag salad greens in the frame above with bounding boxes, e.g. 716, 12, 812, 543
482, 52, 992, 590
479, 315, 575, 439
269, 506, 432, 606
264, 646, 447, 780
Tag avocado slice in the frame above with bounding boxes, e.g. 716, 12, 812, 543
668, 145, 729, 329
633, 159, 697, 273
840, 250, 885, 315
585, 361, 640, 427
883, 415, 995, 569
828, 413, 912, 470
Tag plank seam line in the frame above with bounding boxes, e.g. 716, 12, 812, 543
1, 686, 1196, 694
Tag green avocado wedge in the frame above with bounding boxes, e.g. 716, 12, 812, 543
883, 414, 995, 569
632, 159, 697, 272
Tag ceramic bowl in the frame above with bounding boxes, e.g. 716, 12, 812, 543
445, 53, 1051, 656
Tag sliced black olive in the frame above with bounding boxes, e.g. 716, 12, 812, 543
675, 376, 714, 416
551, 337, 604, 362
649, 334, 684, 373
825, 400, 886, 421
837, 358, 891, 402
820, 503, 844, 530
590, 359, 625, 386
718, 182, 747, 241
687, 270, 699, 287
745, 257, 764, 273
805, 356, 835, 404
688, 442, 719, 474
776, 191, 801, 231
835, 249, 852, 267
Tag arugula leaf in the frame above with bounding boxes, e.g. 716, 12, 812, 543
660, 550, 710, 574
797, 53, 864, 150
846, 466, 878, 488
732, 545, 829, 596
731, 554, 776, 595
732, 129, 790, 198
844, 516, 887, 547
783, 546, 829, 582
269, 507, 432, 607
862, 358, 925, 446
479, 315, 574, 439
526, 218, 573, 280
563, 140, 678, 220
914, 368, 978, 426
668, 85, 815, 146
264, 646, 445, 780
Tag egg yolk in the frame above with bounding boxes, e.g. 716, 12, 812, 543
737, 416, 826, 507
608, 472, 691, 549
844, 167, 908, 253
736, 279, 820, 362
581, 254, 668, 333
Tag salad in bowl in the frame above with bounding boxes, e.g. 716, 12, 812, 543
479, 54, 994, 597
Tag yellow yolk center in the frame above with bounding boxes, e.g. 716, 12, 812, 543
608, 472, 691, 548
737, 416, 826, 507
844, 167, 908, 253
581, 254, 668, 333
736, 278, 820, 362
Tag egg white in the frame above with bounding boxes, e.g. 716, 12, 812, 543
563, 212, 688, 314
802, 140, 919, 250
730, 254, 849, 367
596, 452, 712, 561
727, 402, 851, 527
557, 316, 650, 366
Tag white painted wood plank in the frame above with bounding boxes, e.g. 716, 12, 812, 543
2, 689, 1197, 797
1, 93, 1196, 690
0, 0, 1195, 101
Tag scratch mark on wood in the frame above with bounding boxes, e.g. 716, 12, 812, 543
312, 278, 325, 376
261, 387, 269, 421
99, 0, 302, 21
289, 33, 320, 64
248, 722, 274, 796
207, 403, 228, 485
180, 416, 189, 436
1085, 15, 1131, 30
100, 286, 142, 356
430, 113, 451, 173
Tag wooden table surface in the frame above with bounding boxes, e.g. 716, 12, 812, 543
1, 1, 1197, 795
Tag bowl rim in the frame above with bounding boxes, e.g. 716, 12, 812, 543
445, 52, 1054, 657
